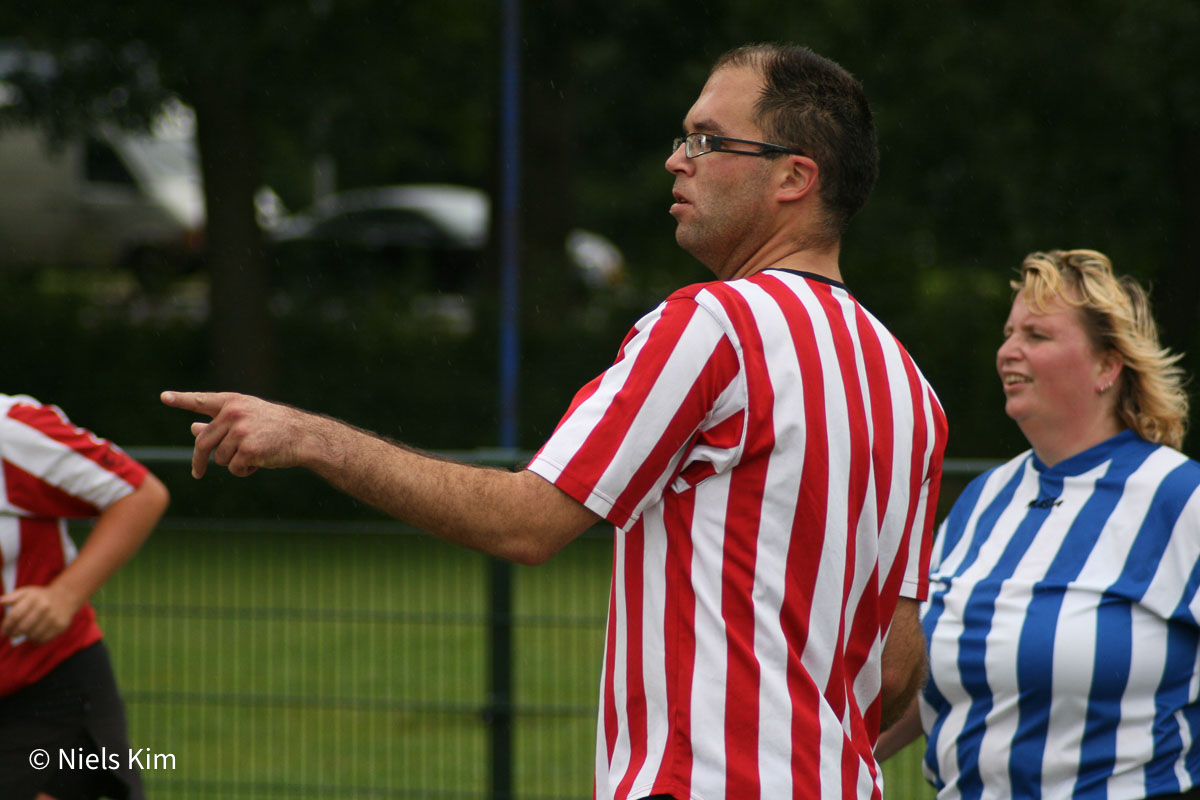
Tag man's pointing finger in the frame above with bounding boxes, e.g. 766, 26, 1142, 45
161, 390, 230, 417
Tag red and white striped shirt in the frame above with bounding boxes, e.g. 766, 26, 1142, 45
0, 394, 147, 696
528, 270, 947, 800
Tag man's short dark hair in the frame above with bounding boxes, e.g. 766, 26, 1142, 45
713, 43, 879, 243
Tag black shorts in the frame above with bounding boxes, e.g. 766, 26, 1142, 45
0, 640, 144, 800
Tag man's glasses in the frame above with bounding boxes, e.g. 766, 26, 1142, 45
671, 132, 804, 159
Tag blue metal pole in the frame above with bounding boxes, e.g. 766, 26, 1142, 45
498, 0, 521, 454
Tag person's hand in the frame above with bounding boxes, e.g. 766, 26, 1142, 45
160, 391, 311, 479
0, 584, 83, 644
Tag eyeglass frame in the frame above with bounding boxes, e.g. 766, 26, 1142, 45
671, 132, 805, 159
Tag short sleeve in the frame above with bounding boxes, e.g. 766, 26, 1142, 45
528, 294, 746, 529
0, 399, 147, 518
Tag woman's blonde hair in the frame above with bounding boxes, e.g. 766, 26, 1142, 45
1013, 249, 1189, 449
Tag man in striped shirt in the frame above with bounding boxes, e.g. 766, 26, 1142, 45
164, 42, 947, 800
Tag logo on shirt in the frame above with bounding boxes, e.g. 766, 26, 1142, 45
1027, 497, 1063, 509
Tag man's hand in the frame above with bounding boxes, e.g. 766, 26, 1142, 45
161, 391, 315, 479
0, 583, 83, 644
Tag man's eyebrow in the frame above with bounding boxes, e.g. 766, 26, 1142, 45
682, 117, 724, 135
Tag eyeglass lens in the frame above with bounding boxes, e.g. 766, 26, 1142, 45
672, 133, 714, 157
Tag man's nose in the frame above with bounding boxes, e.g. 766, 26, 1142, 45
665, 143, 690, 174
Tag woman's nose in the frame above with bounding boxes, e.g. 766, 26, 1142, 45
996, 335, 1019, 364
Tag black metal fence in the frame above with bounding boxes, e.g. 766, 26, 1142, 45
79, 451, 988, 798
84, 518, 608, 799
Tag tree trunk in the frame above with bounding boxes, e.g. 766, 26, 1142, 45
521, 3, 579, 334
191, 56, 274, 396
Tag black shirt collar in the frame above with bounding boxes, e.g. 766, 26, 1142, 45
762, 268, 847, 290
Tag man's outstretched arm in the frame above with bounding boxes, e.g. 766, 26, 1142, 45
161, 391, 600, 564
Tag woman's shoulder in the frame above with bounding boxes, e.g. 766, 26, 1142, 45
1124, 437, 1200, 472
1116, 439, 1200, 505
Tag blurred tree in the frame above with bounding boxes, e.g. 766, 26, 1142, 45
1, 0, 1196, 460
831, 0, 1200, 456
558, 0, 1198, 456
0, 0, 497, 396
1, 3, 284, 393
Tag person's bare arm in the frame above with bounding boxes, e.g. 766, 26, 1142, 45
161, 391, 600, 564
0, 473, 169, 643
874, 694, 924, 762
879, 597, 927, 732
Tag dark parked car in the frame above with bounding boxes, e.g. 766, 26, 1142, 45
265, 183, 623, 327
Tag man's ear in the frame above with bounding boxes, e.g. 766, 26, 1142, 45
776, 155, 819, 203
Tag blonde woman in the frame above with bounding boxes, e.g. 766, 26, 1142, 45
879, 250, 1200, 799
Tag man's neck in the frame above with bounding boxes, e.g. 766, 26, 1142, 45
727, 244, 843, 284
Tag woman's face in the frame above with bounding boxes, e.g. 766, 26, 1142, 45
996, 291, 1111, 435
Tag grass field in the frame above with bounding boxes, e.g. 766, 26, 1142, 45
87, 522, 934, 799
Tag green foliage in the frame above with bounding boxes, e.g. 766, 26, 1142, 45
0, 40, 171, 142
0, 272, 204, 442
2, 0, 1199, 458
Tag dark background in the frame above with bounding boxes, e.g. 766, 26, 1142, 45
1, 0, 1198, 518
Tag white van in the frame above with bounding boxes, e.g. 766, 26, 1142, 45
0, 90, 205, 282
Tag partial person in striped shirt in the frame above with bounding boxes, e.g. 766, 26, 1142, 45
162, 42, 947, 800
0, 395, 169, 800
877, 249, 1200, 800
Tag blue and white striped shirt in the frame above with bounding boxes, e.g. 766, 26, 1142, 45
921, 430, 1200, 800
